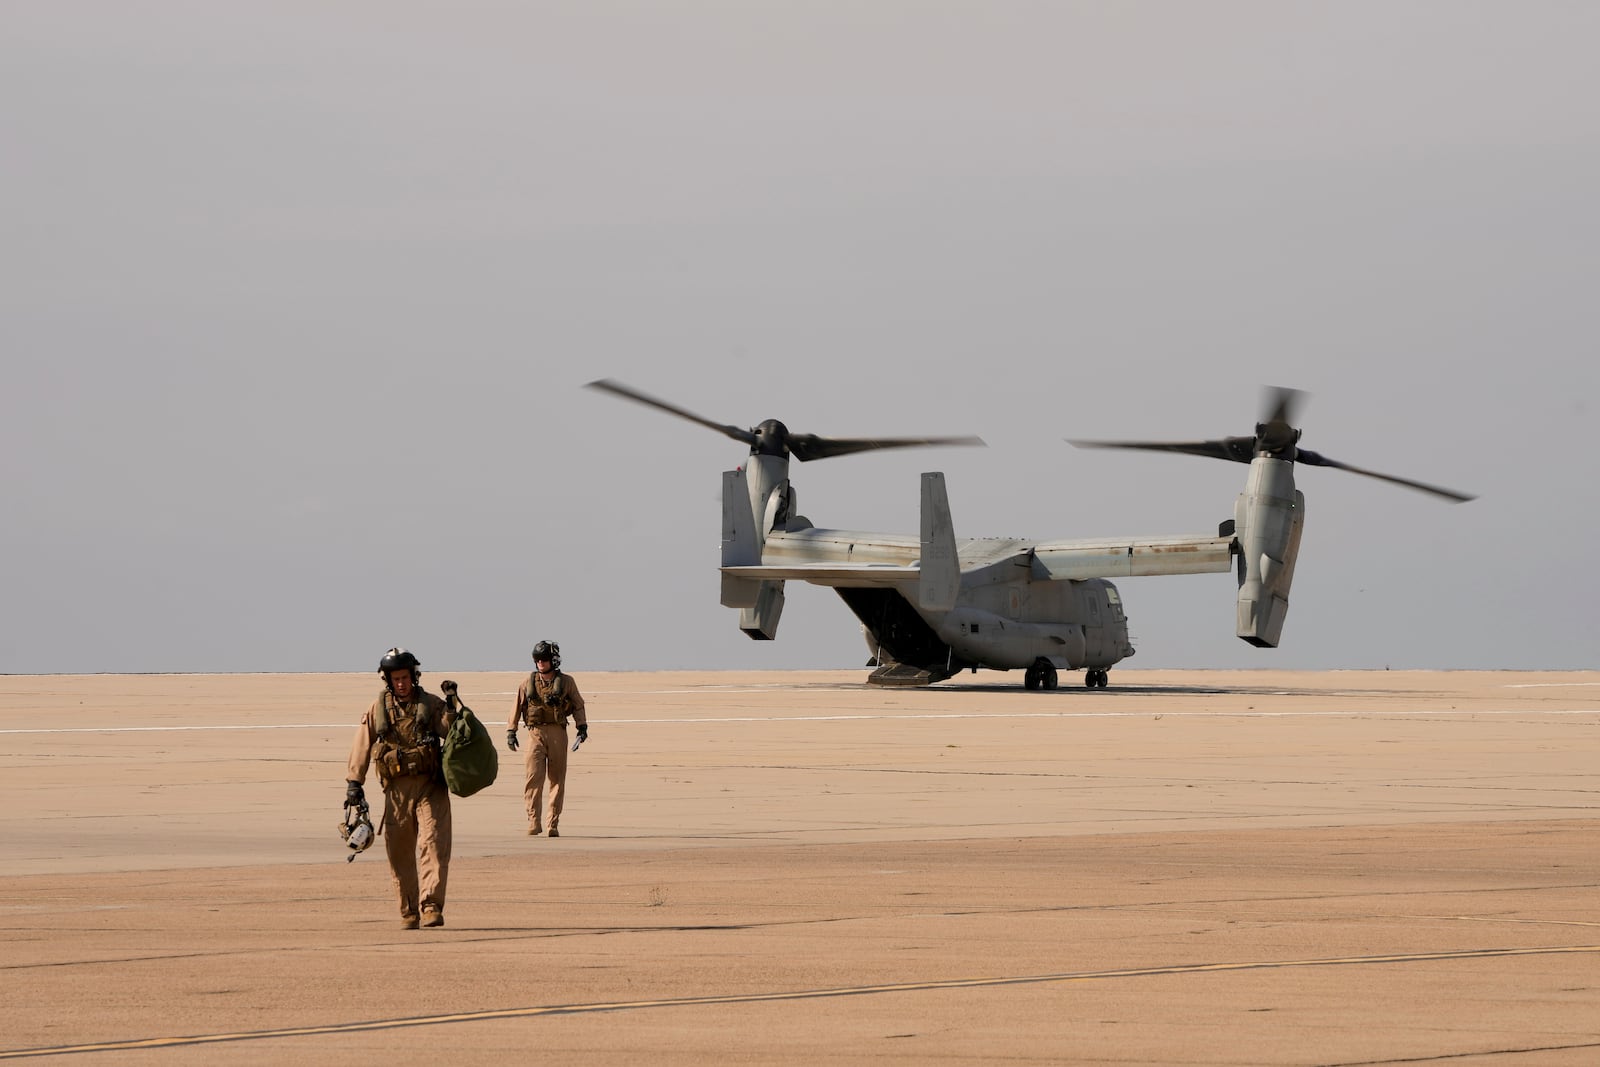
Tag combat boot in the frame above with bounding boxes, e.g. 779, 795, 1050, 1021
401, 914, 420, 930
421, 908, 444, 928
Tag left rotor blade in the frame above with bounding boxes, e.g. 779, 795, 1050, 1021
789, 433, 987, 463
585, 379, 757, 448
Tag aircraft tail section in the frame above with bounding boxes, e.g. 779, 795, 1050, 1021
918, 472, 959, 612
722, 467, 787, 638
721, 468, 762, 608
739, 581, 786, 640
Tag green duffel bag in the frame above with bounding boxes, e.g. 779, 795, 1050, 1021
440, 688, 498, 798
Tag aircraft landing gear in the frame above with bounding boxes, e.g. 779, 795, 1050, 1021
1084, 669, 1109, 689
1024, 659, 1059, 691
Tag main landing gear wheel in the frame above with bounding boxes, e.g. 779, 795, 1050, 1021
1084, 669, 1109, 688
1024, 660, 1059, 691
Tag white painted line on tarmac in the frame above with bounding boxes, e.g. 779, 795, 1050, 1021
1, 724, 356, 735
587, 708, 1600, 724
5, 705, 1598, 735
1502, 681, 1600, 688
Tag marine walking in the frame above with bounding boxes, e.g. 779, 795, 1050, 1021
506, 639, 589, 837
345, 648, 456, 929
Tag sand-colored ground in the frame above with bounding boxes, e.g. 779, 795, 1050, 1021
2, 669, 1596, 1064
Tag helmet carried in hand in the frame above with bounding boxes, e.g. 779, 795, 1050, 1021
340, 803, 375, 862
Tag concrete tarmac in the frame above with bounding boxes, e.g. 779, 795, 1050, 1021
2, 669, 1597, 1064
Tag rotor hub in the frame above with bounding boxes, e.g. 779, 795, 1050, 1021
751, 419, 791, 457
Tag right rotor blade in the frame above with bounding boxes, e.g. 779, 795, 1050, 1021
1293, 449, 1476, 503
1068, 436, 1259, 464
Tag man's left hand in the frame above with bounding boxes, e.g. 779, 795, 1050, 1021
577, 725, 588, 743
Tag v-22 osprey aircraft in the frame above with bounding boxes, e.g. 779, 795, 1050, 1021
588, 380, 1473, 689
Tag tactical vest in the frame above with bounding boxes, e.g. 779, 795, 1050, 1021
373, 691, 443, 785
521, 671, 571, 727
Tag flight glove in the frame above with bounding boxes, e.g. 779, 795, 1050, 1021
345, 780, 365, 807
577, 724, 588, 743
506, 730, 519, 752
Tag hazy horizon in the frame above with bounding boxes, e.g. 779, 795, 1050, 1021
5, 3, 1596, 677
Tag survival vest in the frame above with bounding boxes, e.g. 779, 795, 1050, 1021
520, 671, 572, 726
372, 691, 443, 785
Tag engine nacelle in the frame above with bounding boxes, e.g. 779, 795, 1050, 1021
1234, 457, 1306, 647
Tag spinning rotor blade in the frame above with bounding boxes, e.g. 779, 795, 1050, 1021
586, 378, 984, 461
585, 378, 757, 448
1255, 385, 1303, 455
1068, 437, 1259, 464
1293, 450, 1476, 503
788, 432, 987, 463
1068, 385, 1474, 503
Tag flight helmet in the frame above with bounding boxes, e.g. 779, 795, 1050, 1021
340, 802, 375, 862
379, 647, 421, 688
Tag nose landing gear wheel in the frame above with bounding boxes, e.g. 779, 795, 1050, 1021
1084, 669, 1109, 688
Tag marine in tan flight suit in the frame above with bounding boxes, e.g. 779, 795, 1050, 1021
346, 648, 457, 929
505, 639, 588, 837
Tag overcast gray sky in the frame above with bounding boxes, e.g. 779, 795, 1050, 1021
3, 2, 1596, 676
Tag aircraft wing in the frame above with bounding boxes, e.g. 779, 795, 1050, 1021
1029, 535, 1236, 580
719, 563, 921, 588
730, 536, 1234, 585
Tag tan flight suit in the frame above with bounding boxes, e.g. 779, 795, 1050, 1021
508, 670, 587, 834
348, 688, 456, 924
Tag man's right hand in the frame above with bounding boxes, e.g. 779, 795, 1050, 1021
345, 780, 365, 806
506, 730, 519, 752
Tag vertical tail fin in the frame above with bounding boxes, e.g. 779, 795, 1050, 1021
721, 468, 760, 608
919, 472, 959, 612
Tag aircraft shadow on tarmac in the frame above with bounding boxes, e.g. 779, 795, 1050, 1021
793, 681, 1396, 698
